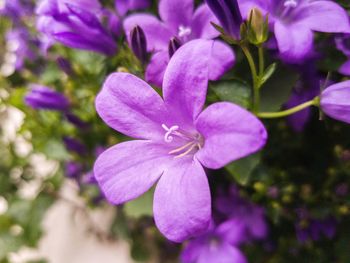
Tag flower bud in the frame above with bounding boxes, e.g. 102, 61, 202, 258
24, 84, 70, 111
247, 8, 269, 45
168, 37, 182, 58
130, 25, 147, 63
205, 0, 243, 39
320, 80, 350, 124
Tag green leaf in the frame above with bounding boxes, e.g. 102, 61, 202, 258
260, 63, 277, 86
210, 79, 252, 109
124, 187, 154, 218
260, 66, 299, 112
225, 153, 261, 185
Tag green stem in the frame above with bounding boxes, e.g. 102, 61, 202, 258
258, 45, 264, 77
257, 97, 319, 119
241, 45, 259, 113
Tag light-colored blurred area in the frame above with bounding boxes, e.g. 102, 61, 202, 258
1, 105, 135, 263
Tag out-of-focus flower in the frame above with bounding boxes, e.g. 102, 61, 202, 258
65, 161, 84, 179
93, 40, 267, 242
181, 221, 247, 263
63, 136, 87, 155
115, 0, 150, 16
124, 0, 235, 87
64, 113, 90, 130
24, 84, 70, 111
36, 0, 117, 55
296, 217, 337, 243
320, 80, 350, 124
205, 0, 243, 39
284, 60, 320, 132
335, 34, 350, 76
215, 186, 268, 243
239, 0, 350, 62
0, 0, 34, 22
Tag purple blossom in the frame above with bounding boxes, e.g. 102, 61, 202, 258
295, 217, 337, 243
215, 186, 268, 243
320, 80, 350, 124
123, 0, 235, 87
239, 0, 350, 62
205, 0, 243, 39
284, 60, 320, 132
65, 161, 84, 179
181, 221, 247, 263
335, 34, 350, 76
93, 40, 267, 242
36, 0, 117, 55
63, 136, 87, 155
0, 0, 34, 22
24, 84, 70, 111
115, 0, 150, 16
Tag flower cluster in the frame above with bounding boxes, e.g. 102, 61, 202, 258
2, 0, 350, 262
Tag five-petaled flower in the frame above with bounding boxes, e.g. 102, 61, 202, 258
94, 39, 267, 242
123, 0, 235, 87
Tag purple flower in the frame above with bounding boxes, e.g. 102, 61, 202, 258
336, 34, 350, 76
115, 0, 150, 16
239, 0, 350, 62
320, 80, 350, 124
123, 0, 235, 87
215, 186, 268, 243
65, 161, 83, 179
296, 217, 337, 243
181, 222, 247, 263
24, 84, 70, 111
36, 0, 117, 55
93, 40, 267, 242
63, 136, 87, 155
0, 0, 34, 22
284, 60, 320, 132
205, 0, 243, 39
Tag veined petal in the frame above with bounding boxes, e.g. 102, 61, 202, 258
159, 0, 193, 31
340, 60, 350, 76
115, 0, 150, 16
299, 1, 350, 33
95, 73, 168, 140
274, 21, 313, 62
237, 0, 269, 19
153, 158, 211, 242
123, 14, 172, 52
163, 39, 211, 127
145, 51, 169, 87
93, 140, 171, 205
195, 102, 267, 169
191, 4, 219, 39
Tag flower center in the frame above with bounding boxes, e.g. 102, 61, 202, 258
178, 25, 192, 40
162, 124, 204, 158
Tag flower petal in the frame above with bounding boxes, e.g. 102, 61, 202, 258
145, 51, 169, 87
163, 39, 212, 127
195, 102, 267, 169
237, 0, 268, 19
321, 80, 350, 124
93, 140, 171, 205
274, 21, 313, 62
191, 4, 219, 39
197, 242, 247, 263
123, 14, 172, 52
208, 41, 235, 81
95, 73, 168, 140
153, 158, 211, 242
159, 0, 193, 31
298, 1, 350, 33
339, 59, 350, 76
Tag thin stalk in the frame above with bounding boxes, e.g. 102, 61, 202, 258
258, 45, 264, 77
256, 98, 319, 119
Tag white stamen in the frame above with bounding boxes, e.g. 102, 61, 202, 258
174, 143, 197, 159
169, 141, 195, 155
178, 25, 192, 38
284, 0, 297, 8
162, 124, 179, 142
